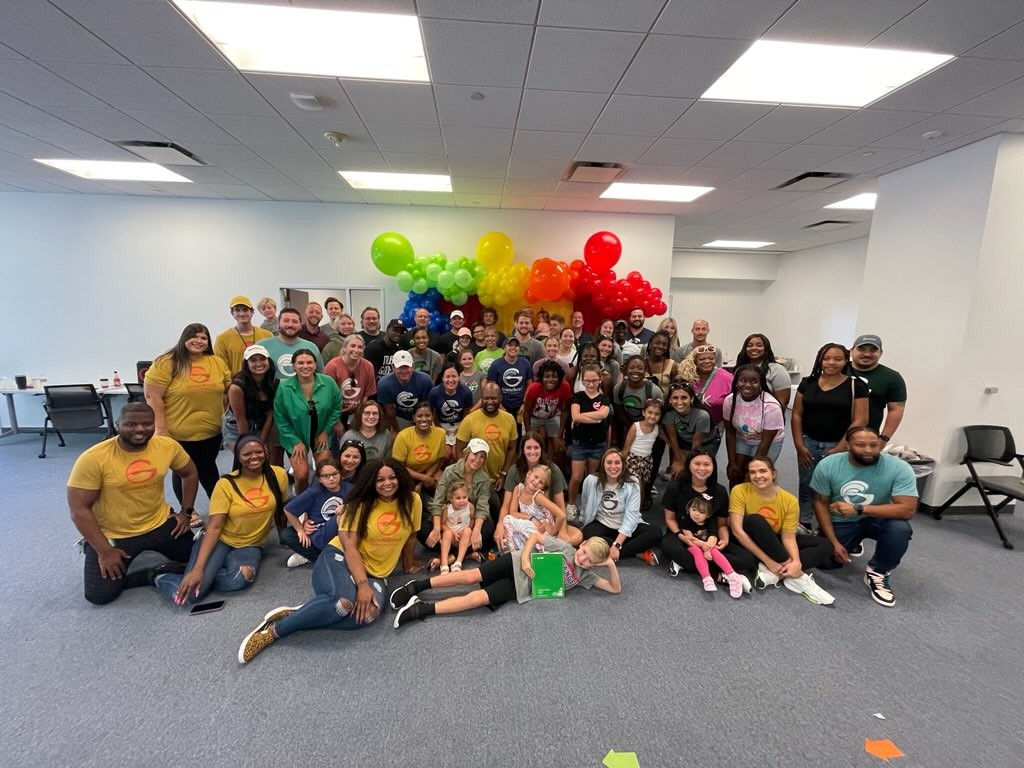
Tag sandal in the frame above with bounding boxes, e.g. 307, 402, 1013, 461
452, 561, 463, 571
440, 565, 450, 574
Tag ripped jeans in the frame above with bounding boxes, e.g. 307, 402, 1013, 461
155, 537, 263, 605
274, 545, 386, 637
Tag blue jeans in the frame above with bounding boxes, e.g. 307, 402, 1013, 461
279, 526, 322, 562
274, 545, 387, 637
155, 537, 263, 605
830, 517, 913, 573
798, 436, 837, 526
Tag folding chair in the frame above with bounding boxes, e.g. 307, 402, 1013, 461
38, 384, 107, 459
932, 425, 1022, 549
124, 382, 145, 402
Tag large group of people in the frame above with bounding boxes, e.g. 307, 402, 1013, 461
67, 293, 916, 665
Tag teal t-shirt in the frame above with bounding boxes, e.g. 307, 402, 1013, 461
260, 337, 324, 380
810, 452, 917, 522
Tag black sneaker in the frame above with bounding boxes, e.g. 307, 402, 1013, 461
389, 580, 418, 610
864, 567, 895, 607
849, 542, 864, 557
393, 596, 425, 628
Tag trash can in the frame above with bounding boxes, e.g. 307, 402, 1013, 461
906, 459, 936, 498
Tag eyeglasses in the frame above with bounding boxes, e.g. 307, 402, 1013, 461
694, 345, 717, 354
319, 471, 341, 479
582, 377, 601, 384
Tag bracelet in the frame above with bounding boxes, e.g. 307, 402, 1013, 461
880, 434, 891, 442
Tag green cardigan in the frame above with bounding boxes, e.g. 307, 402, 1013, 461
273, 373, 342, 453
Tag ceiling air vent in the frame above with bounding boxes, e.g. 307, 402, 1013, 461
118, 141, 204, 166
564, 161, 625, 183
804, 220, 854, 231
775, 171, 851, 192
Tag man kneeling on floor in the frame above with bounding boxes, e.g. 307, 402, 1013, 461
68, 402, 199, 605
812, 426, 918, 607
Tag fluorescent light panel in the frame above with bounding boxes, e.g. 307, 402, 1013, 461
825, 193, 877, 210
171, 1, 428, 81
601, 182, 714, 202
701, 40, 953, 108
35, 159, 192, 182
703, 240, 775, 249
340, 171, 451, 192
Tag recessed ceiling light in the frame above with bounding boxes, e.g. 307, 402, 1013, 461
35, 159, 192, 182
921, 130, 944, 140
601, 182, 714, 202
702, 240, 775, 249
470, 92, 485, 101
825, 192, 877, 210
171, 1, 428, 81
701, 40, 953, 108
339, 171, 451, 192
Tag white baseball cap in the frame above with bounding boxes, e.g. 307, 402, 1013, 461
466, 438, 490, 454
392, 350, 414, 368
450, 310, 464, 319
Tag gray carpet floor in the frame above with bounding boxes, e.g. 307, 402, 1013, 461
2, 429, 1022, 768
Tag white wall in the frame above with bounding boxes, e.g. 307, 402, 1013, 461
0, 191, 675, 395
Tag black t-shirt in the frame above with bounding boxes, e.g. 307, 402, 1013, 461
571, 390, 610, 445
661, 482, 728, 530
845, 363, 908, 432
364, 338, 401, 381
797, 376, 869, 441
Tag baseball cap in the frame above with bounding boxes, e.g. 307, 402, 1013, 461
853, 334, 882, 350
466, 438, 490, 455
392, 350, 414, 368
457, 328, 472, 338
229, 295, 254, 310
504, 337, 520, 346
386, 318, 406, 331
450, 310, 464, 319
243, 344, 270, 361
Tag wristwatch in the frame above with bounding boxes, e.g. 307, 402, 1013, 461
879, 435, 891, 443
854, 503, 864, 514
613, 542, 623, 550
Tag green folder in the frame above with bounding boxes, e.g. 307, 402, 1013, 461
530, 552, 565, 599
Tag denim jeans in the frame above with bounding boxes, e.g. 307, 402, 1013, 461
279, 526, 322, 562
155, 537, 263, 605
830, 517, 913, 573
798, 436, 837, 526
273, 545, 387, 637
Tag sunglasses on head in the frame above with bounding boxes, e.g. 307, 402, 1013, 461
694, 345, 717, 354
341, 439, 364, 450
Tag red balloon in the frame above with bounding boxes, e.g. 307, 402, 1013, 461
570, 259, 586, 272
584, 231, 622, 272
602, 269, 617, 283
651, 288, 663, 301
654, 300, 667, 315
627, 271, 643, 282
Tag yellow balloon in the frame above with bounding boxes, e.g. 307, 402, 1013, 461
476, 231, 514, 271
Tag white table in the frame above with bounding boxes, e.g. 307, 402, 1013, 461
0, 386, 128, 439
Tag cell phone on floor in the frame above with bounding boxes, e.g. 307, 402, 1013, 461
190, 600, 225, 616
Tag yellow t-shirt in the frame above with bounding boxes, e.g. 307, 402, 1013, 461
455, 409, 517, 480
213, 326, 272, 377
68, 436, 191, 539
729, 483, 799, 534
329, 495, 422, 578
392, 426, 446, 474
146, 354, 231, 442
209, 466, 290, 548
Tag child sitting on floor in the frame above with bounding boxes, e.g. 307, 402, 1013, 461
440, 481, 474, 574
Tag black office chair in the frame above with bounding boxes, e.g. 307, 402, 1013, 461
932, 425, 1022, 549
39, 384, 107, 458
124, 382, 145, 402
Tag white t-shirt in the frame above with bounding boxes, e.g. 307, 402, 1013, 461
722, 393, 785, 446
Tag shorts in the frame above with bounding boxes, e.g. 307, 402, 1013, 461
530, 416, 560, 437
735, 439, 783, 461
626, 452, 653, 484
443, 424, 458, 446
222, 412, 268, 446
477, 554, 517, 608
569, 441, 605, 462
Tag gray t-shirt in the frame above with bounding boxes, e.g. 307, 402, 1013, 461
511, 534, 600, 604
339, 428, 393, 461
460, 370, 486, 403
765, 362, 791, 397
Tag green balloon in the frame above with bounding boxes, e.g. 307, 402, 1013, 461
425, 263, 442, 282
370, 232, 414, 276
412, 278, 428, 295
454, 268, 473, 289
451, 290, 468, 305
396, 270, 413, 292
437, 270, 455, 290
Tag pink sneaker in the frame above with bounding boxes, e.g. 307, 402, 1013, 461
702, 576, 717, 592
725, 572, 744, 599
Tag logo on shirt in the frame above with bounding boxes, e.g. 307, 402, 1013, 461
319, 497, 343, 522
411, 443, 433, 463
758, 505, 781, 531
125, 459, 157, 484
341, 377, 361, 401
245, 486, 270, 509
600, 490, 618, 512
502, 367, 524, 389
396, 391, 418, 410
188, 365, 211, 384
439, 398, 462, 422
277, 353, 296, 377
483, 423, 503, 443
377, 511, 401, 536
840, 480, 875, 506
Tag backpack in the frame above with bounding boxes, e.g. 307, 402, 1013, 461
615, 379, 654, 423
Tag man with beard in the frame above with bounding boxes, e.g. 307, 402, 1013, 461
298, 302, 331, 351
402, 307, 442, 351
67, 402, 199, 605
623, 308, 654, 358
674, 318, 723, 366
845, 334, 907, 443
321, 297, 344, 337
323, 334, 376, 434
433, 310, 465, 355
365, 319, 406, 381
377, 350, 433, 434
358, 306, 383, 346
456, 381, 517, 483
486, 337, 533, 422
812, 426, 918, 607
510, 310, 545, 365
261, 308, 323, 380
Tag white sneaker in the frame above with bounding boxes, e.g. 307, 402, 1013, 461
565, 504, 579, 523
702, 576, 717, 592
754, 565, 780, 589
724, 572, 744, 599
286, 553, 310, 568
719, 572, 752, 594
784, 573, 835, 605
668, 561, 682, 577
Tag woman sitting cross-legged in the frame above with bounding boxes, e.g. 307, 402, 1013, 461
389, 532, 620, 628
237, 457, 422, 664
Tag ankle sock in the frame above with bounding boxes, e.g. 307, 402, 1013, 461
412, 578, 431, 595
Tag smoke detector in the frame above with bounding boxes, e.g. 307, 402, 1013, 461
323, 131, 349, 148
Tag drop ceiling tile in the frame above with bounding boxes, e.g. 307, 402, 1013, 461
343, 81, 438, 125
45, 107, 167, 142
870, 113, 1005, 149
174, 166, 249, 185
382, 152, 450, 173
0, 125, 65, 158
54, 0, 231, 69
538, 0, 664, 31
592, 95, 694, 136
805, 108, 931, 146
576, 134, 656, 163
257, 186, 319, 202
0, 1, 127, 65
636, 137, 722, 165
674, 166, 745, 185
620, 164, 692, 182
502, 178, 558, 195
245, 74, 362, 121
287, 118, 374, 152
318, 149, 390, 171
815, 147, 922, 173
654, 0, 794, 38
618, 35, 750, 98
447, 154, 509, 177
664, 101, 775, 140
207, 114, 302, 150
518, 90, 608, 132
949, 76, 1024, 117
259, 147, 332, 172
507, 155, 568, 178
734, 107, 849, 143
967, 20, 1024, 62
544, 197, 590, 211
526, 27, 643, 93
765, 0, 924, 46
874, 57, 1024, 113
454, 193, 502, 207
365, 123, 444, 153
422, 19, 533, 87
0, 61, 107, 108
588, 198, 641, 213
871, 0, 1024, 55
282, 170, 345, 188
501, 195, 548, 209
696, 187, 760, 206
143, 68, 275, 116
126, 111, 239, 146
0, 103, 130, 159
721, 168, 800, 191
441, 126, 514, 155
512, 130, 585, 159
435, 85, 521, 127
308, 187, 364, 204
451, 177, 505, 194
222, 168, 293, 186
204, 184, 271, 201
696, 141, 788, 168
0, 43, 25, 60
418, 0, 539, 23
357, 190, 411, 205
407, 192, 456, 206
45, 63, 192, 111
553, 181, 603, 198
757, 143, 857, 170
178, 143, 267, 167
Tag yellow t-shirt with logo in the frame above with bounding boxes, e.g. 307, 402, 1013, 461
68, 436, 191, 539
392, 426, 446, 474
728, 483, 799, 534
209, 466, 290, 548
329, 495, 422, 578
455, 408, 517, 480
213, 326, 272, 376
146, 354, 231, 442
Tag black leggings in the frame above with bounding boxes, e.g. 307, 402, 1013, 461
83, 518, 193, 605
172, 433, 222, 503
734, 514, 832, 571
581, 520, 661, 560
476, 553, 518, 608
